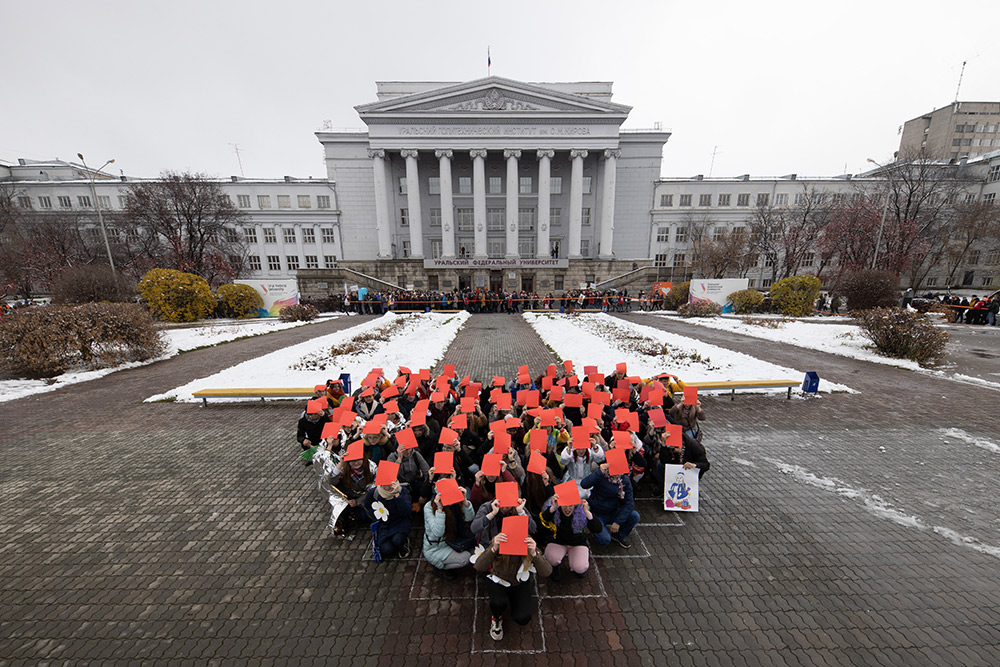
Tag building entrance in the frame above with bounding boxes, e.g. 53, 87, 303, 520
489, 271, 503, 292
522, 275, 534, 293
458, 274, 472, 292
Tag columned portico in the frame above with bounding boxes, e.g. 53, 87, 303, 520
471, 149, 488, 258
435, 149, 455, 257
367, 148, 393, 258
599, 149, 620, 259
401, 149, 424, 258
536, 149, 554, 258
568, 149, 588, 258
504, 149, 520, 257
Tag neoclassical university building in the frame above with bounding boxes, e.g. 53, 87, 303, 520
4, 77, 1000, 295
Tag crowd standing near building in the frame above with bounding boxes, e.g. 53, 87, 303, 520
298, 361, 709, 641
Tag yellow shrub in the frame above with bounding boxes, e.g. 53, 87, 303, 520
729, 288, 765, 314
769, 275, 821, 317
138, 268, 216, 322
216, 283, 263, 319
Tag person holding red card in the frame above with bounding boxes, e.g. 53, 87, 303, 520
329, 441, 377, 536
470, 480, 536, 546
423, 479, 476, 580
670, 391, 706, 443
363, 462, 413, 560
581, 461, 640, 549
473, 517, 552, 641
657, 429, 711, 481
558, 434, 606, 500
386, 440, 430, 512
541, 488, 603, 580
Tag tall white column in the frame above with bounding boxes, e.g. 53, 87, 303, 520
368, 149, 392, 258
293, 223, 305, 267
568, 149, 588, 258
435, 149, 455, 258
599, 149, 620, 260
471, 149, 488, 258
536, 150, 553, 258
401, 149, 424, 259
504, 149, 520, 257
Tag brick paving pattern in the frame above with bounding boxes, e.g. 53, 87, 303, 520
0, 311, 998, 666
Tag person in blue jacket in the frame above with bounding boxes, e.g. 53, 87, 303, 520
580, 462, 640, 548
364, 479, 413, 560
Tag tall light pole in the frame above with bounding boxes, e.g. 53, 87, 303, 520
867, 158, 892, 270
77, 153, 116, 274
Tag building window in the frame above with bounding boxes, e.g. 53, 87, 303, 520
118, 195, 127, 208
801, 252, 815, 267
258, 195, 271, 209
286, 255, 299, 270
518, 208, 535, 231
487, 208, 504, 231
278, 195, 291, 209
582, 208, 591, 226
324, 255, 336, 267
519, 177, 532, 194
673, 253, 686, 267
244, 226, 257, 243
267, 255, 280, 271
263, 228, 277, 243
774, 193, 788, 206
429, 208, 441, 227
713, 227, 725, 242
248, 256, 262, 271
986, 193, 997, 204
224, 228, 239, 243
551, 177, 562, 194
983, 276, 994, 287
283, 228, 296, 244
966, 193, 977, 203
550, 208, 561, 226
679, 194, 692, 207
457, 208, 474, 231
400, 208, 409, 226
718, 194, 730, 207
17, 196, 31, 209
489, 177, 502, 194
430, 239, 442, 259
580, 239, 590, 256
519, 237, 536, 256
756, 193, 770, 206
237, 194, 251, 208
428, 177, 440, 195
926, 276, 938, 286
298, 195, 311, 208
97, 195, 111, 208
968, 250, 980, 265
660, 194, 673, 207
582, 177, 592, 194
654, 253, 668, 267
317, 195, 331, 209
488, 238, 505, 257
987, 165, 1000, 182
656, 227, 670, 243
675, 227, 688, 243
764, 256, 775, 267
302, 228, 315, 244
737, 193, 750, 207
794, 193, 807, 205
953, 138, 962, 147
78, 195, 92, 208
401, 240, 410, 258
699, 194, 712, 207
305, 255, 318, 269
761, 278, 773, 288
38, 196, 52, 209
554, 274, 564, 291
398, 177, 407, 195
58, 196, 72, 208
459, 177, 472, 194
985, 250, 1000, 265
832, 193, 847, 205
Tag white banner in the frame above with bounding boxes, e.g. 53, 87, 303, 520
663, 464, 699, 512
235, 279, 299, 318
423, 257, 568, 269
688, 278, 749, 314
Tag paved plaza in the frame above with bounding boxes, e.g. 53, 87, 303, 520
1, 313, 998, 666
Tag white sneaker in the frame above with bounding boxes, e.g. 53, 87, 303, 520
489, 616, 503, 641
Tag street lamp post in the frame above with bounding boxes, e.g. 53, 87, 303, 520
867, 158, 892, 270
77, 153, 116, 274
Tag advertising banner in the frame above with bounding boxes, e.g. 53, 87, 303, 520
688, 279, 749, 313
235, 279, 299, 318
652, 282, 673, 297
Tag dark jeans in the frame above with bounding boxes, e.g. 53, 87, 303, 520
485, 578, 534, 625
378, 531, 408, 559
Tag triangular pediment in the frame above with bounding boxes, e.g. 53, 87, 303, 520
355, 77, 631, 117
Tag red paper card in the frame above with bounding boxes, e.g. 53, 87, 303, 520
430, 392, 445, 403
306, 398, 327, 414
362, 414, 386, 434
539, 409, 558, 428
593, 391, 612, 405
547, 364, 558, 377
665, 424, 683, 447
343, 440, 364, 461
584, 365, 598, 377
563, 393, 583, 408
605, 447, 630, 476
493, 376, 506, 387
524, 390, 540, 408
459, 374, 470, 387
434, 451, 455, 475
451, 413, 468, 430
418, 368, 430, 381
492, 430, 511, 455
541, 376, 553, 390
612, 430, 633, 450
527, 451, 547, 474
481, 452, 503, 477
438, 427, 459, 445
587, 402, 604, 421
375, 460, 400, 485
461, 397, 476, 412
567, 375, 579, 387
518, 364, 529, 376
383, 400, 399, 414
395, 427, 418, 449
571, 426, 591, 449
340, 396, 355, 412
648, 389, 664, 407
683, 386, 699, 405
321, 421, 340, 440
436, 478, 465, 506
563, 360, 574, 373
648, 407, 668, 428
495, 481, 520, 507
616, 362, 628, 374
612, 387, 630, 403
496, 393, 512, 410
443, 364, 456, 377
582, 417, 600, 433
549, 386, 564, 401
554, 480, 581, 506
529, 429, 548, 453
499, 515, 529, 556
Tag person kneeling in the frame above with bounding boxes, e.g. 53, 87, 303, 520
423, 481, 476, 580
541, 493, 602, 580
364, 462, 413, 560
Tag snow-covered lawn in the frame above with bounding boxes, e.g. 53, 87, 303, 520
146, 311, 470, 403
523, 312, 853, 394
653, 314, 923, 371
0, 315, 344, 403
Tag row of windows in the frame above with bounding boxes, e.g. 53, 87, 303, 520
956, 123, 1000, 133
400, 176, 590, 196
952, 137, 1000, 147
658, 191, 871, 208
653, 251, 818, 272
244, 226, 339, 245
399, 207, 586, 230
247, 255, 338, 272
236, 194, 331, 210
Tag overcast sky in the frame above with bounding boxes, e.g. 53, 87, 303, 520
4, 0, 999, 181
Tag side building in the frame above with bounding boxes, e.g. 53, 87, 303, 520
899, 102, 1000, 161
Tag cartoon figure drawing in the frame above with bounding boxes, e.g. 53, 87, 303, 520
666, 471, 692, 510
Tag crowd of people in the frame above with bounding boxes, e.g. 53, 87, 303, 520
932, 293, 999, 325
295, 362, 710, 641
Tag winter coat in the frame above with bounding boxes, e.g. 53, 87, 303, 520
422, 500, 476, 569
363, 486, 412, 540
581, 470, 635, 526
387, 450, 430, 488
297, 414, 329, 445
470, 504, 537, 545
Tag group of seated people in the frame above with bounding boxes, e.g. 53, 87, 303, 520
295, 361, 710, 641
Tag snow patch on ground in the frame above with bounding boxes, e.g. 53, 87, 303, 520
949, 373, 1000, 392
938, 427, 1000, 455
524, 312, 853, 393
767, 457, 1000, 560
731, 458, 756, 467
145, 311, 469, 403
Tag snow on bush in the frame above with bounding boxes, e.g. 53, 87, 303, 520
279, 304, 319, 322
678, 300, 722, 317
769, 275, 821, 317
855, 307, 949, 367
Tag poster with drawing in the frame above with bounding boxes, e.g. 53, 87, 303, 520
663, 464, 699, 512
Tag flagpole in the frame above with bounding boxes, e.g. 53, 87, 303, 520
488, 46, 491, 76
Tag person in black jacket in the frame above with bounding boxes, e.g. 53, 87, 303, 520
540, 496, 603, 579
658, 431, 711, 480
296, 403, 330, 466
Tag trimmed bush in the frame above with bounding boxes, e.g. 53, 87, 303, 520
279, 303, 319, 322
855, 307, 949, 367
769, 275, 821, 317
663, 281, 690, 311
838, 270, 898, 311
0, 303, 165, 378
729, 288, 766, 314
216, 283, 263, 319
678, 300, 722, 317
138, 268, 216, 322
51, 265, 136, 304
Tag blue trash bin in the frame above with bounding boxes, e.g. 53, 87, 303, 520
338, 373, 352, 395
801, 371, 819, 393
